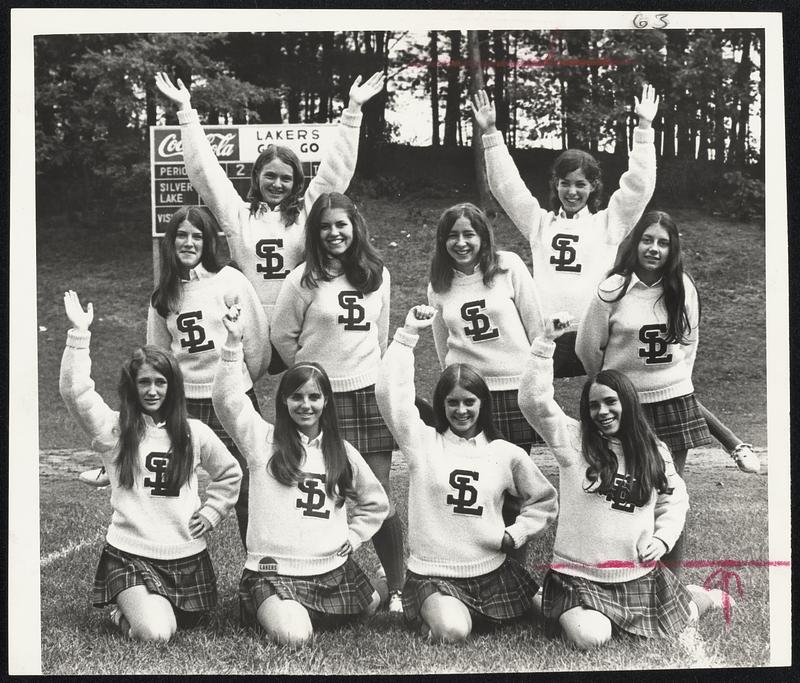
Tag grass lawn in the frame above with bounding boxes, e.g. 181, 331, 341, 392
35, 196, 775, 674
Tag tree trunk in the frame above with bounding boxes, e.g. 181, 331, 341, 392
467, 30, 493, 212
429, 31, 440, 147
758, 32, 765, 169
732, 31, 752, 167
492, 30, 509, 135
444, 30, 462, 148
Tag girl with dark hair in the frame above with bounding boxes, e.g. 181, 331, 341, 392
144, 205, 268, 544
471, 85, 659, 378
154, 71, 384, 322
212, 304, 389, 647
576, 211, 759, 578
59, 291, 241, 642
375, 305, 558, 642
270, 191, 407, 612
519, 314, 732, 650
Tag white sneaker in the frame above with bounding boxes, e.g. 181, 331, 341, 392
388, 590, 403, 614
79, 466, 110, 487
730, 443, 760, 474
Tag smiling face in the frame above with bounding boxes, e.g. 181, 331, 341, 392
284, 377, 326, 438
319, 208, 354, 258
557, 168, 594, 217
258, 157, 296, 207
636, 223, 671, 284
444, 385, 482, 439
588, 382, 622, 436
136, 362, 169, 421
445, 216, 482, 274
174, 221, 203, 274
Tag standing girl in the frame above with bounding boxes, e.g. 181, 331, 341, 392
60, 291, 242, 642
270, 192, 406, 611
471, 84, 659, 378
575, 211, 759, 579
519, 314, 731, 649
375, 305, 558, 642
212, 304, 389, 647
155, 71, 384, 321
146, 206, 269, 544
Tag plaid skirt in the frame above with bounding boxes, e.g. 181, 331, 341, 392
92, 544, 217, 615
542, 566, 693, 639
333, 385, 395, 456
490, 389, 543, 450
238, 556, 376, 628
641, 393, 712, 453
401, 558, 540, 631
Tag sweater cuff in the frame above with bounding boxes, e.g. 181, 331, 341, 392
633, 126, 655, 145
221, 342, 244, 362
340, 109, 363, 128
482, 131, 504, 150
177, 108, 200, 125
531, 337, 556, 358
393, 328, 419, 348
198, 505, 223, 529
504, 524, 525, 550
66, 328, 91, 348
652, 535, 671, 553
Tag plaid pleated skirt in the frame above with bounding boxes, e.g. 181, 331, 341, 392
333, 385, 395, 456
401, 558, 540, 631
92, 544, 217, 614
542, 566, 693, 638
490, 389, 543, 450
238, 556, 376, 628
641, 393, 712, 454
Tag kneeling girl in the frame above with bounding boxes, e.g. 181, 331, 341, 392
212, 304, 389, 648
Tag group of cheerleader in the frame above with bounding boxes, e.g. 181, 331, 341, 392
58, 72, 759, 650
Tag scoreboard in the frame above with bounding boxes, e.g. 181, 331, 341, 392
149, 123, 339, 237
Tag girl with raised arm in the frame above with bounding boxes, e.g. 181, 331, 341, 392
212, 303, 389, 648
375, 305, 558, 642
59, 291, 241, 642
518, 313, 731, 650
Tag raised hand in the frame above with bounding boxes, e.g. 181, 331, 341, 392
403, 304, 436, 333
155, 71, 192, 111
222, 303, 244, 343
348, 71, 384, 109
469, 90, 497, 134
544, 312, 573, 342
63, 290, 94, 332
634, 83, 659, 129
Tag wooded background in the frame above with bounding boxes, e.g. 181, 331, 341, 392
35, 29, 766, 220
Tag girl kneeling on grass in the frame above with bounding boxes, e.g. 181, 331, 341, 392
59, 291, 242, 642
518, 314, 732, 650
212, 304, 389, 648
375, 305, 558, 643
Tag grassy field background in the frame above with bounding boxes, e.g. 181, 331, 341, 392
36, 196, 772, 674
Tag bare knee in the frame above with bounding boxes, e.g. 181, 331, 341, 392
128, 618, 176, 643
429, 618, 471, 643
258, 597, 313, 649
559, 608, 612, 650
268, 622, 313, 649
422, 594, 473, 643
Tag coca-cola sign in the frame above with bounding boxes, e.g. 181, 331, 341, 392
153, 128, 240, 162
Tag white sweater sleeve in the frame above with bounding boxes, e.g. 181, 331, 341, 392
483, 131, 544, 241
605, 126, 657, 245
178, 108, 245, 238
146, 304, 172, 350
651, 446, 689, 552
518, 337, 582, 469
344, 444, 390, 552
575, 289, 611, 378
504, 450, 559, 548
427, 284, 448, 370
269, 269, 308, 367
233, 271, 271, 381
508, 253, 545, 343
192, 422, 242, 528
377, 269, 391, 356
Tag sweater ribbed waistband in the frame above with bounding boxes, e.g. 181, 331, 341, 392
408, 552, 506, 579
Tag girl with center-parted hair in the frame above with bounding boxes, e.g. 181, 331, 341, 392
59, 291, 241, 643
270, 191, 406, 612
518, 314, 732, 650
375, 304, 558, 642
145, 205, 269, 545
212, 304, 389, 647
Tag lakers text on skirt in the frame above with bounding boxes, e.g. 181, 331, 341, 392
92, 544, 217, 616
238, 556, 376, 628
401, 558, 540, 631
490, 389, 543, 450
641, 393, 712, 454
542, 565, 693, 638
333, 385, 395, 456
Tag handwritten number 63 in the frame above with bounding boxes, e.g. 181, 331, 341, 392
633, 13, 669, 29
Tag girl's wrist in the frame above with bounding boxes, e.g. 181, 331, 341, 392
637, 119, 652, 130
346, 101, 362, 115
484, 124, 499, 136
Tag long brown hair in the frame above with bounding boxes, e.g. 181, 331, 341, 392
247, 145, 305, 226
